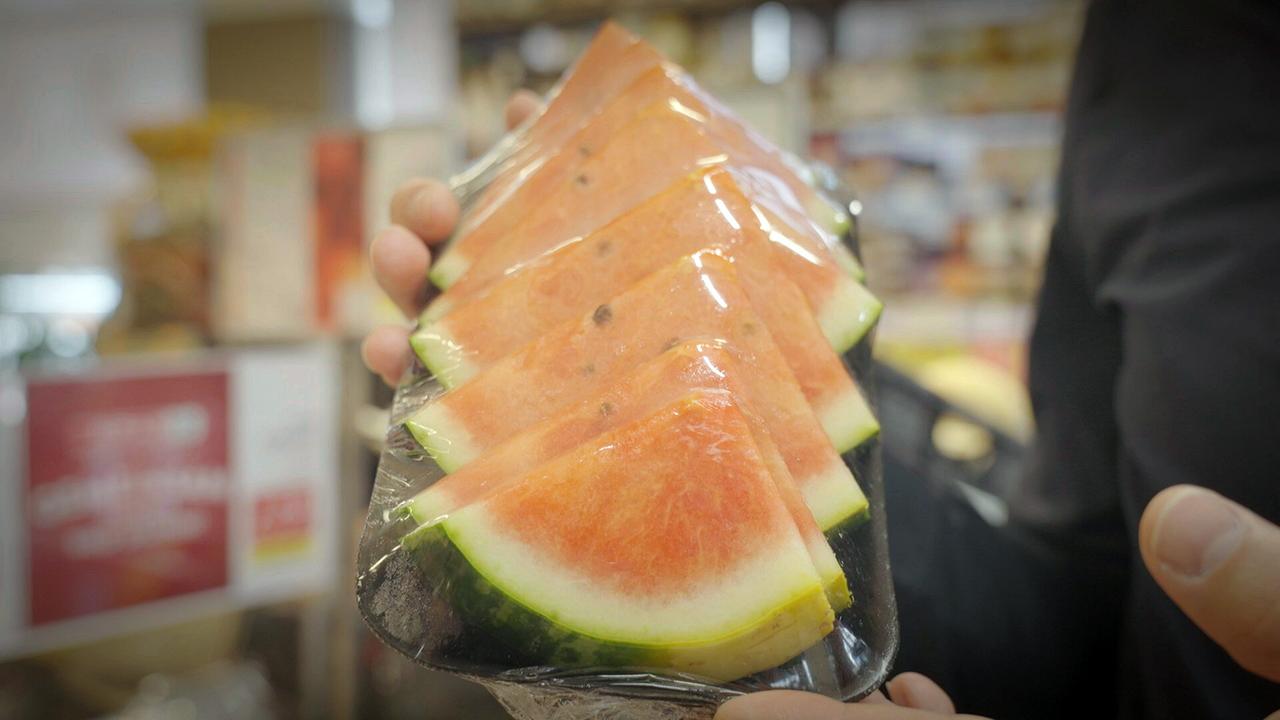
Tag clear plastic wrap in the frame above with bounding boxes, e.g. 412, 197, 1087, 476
356, 22, 895, 720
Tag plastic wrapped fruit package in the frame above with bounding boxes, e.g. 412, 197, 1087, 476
435, 22, 852, 293
356, 22, 896, 720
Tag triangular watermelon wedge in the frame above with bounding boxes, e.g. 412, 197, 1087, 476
403, 340, 860, 609
402, 390, 836, 682
433, 93, 848, 309
436, 59, 849, 290
411, 167, 880, 446
421, 166, 878, 353
444, 23, 665, 281
404, 253, 867, 531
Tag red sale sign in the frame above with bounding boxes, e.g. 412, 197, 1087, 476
24, 371, 231, 626
253, 487, 313, 560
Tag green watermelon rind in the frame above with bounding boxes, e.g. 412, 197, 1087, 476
819, 275, 883, 355
420, 256, 877, 372
402, 467, 855, 613
820, 384, 881, 456
402, 382, 878, 482
401, 378, 879, 488
806, 194, 853, 240
428, 249, 471, 290
826, 504, 872, 537
831, 243, 866, 283
403, 513, 836, 681
419, 296, 455, 325
410, 325, 476, 391
403, 523, 652, 669
403, 402, 481, 474
802, 457, 870, 534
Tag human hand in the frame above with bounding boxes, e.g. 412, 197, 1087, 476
361, 90, 542, 385
715, 485, 1280, 720
714, 673, 989, 720
1139, 484, 1280, 702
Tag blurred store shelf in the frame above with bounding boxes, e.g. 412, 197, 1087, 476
456, 0, 844, 35
836, 112, 1061, 156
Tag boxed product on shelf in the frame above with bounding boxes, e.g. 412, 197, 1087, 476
212, 125, 458, 342
0, 343, 340, 660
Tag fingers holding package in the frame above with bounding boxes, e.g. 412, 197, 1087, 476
715, 673, 985, 720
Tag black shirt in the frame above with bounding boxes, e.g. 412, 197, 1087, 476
1020, 1, 1280, 717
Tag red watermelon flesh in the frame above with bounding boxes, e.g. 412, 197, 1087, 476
455, 22, 661, 238
412, 391, 836, 681
405, 253, 867, 531
405, 340, 860, 607
413, 167, 879, 451
437, 62, 846, 289
434, 96, 831, 306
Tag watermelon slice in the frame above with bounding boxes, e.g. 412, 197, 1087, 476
403, 340, 860, 608
432, 95, 848, 310
403, 391, 836, 681
441, 24, 666, 287
405, 253, 869, 530
436, 62, 849, 290
414, 166, 880, 377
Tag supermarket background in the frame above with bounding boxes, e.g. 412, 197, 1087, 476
0, 0, 1077, 717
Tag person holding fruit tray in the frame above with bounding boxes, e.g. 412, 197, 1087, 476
362, 2, 1280, 717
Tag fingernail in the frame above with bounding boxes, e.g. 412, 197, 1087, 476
1153, 487, 1243, 579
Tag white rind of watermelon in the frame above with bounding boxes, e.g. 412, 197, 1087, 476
419, 295, 455, 325
819, 274, 883, 355
831, 243, 866, 283
805, 193, 853, 241
818, 383, 880, 456
405, 491, 854, 613
446, 503, 828, 641
409, 324, 476, 391
402, 408, 869, 536
404, 468, 859, 612
427, 248, 472, 291
401, 401, 859, 612
404, 521, 836, 680
401, 384, 880, 530
414, 275, 882, 385
402, 358, 875, 530
802, 457, 871, 533
404, 401, 482, 473
401, 401, 841, 684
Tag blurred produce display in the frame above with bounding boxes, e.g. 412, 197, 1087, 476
814, 2, 1079, 307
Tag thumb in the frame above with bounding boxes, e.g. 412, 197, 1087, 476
1139, 485, 1280, 683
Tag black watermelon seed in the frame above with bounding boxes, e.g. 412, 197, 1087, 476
592, 304, 613, 325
